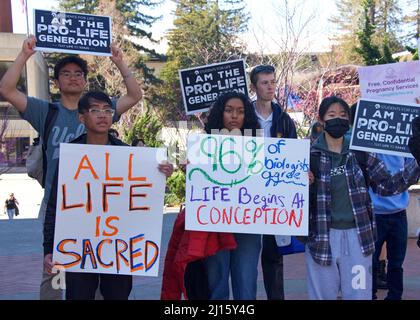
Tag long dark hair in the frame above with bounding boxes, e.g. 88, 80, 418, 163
318, 96, 350, 121
204, 91, 260, 136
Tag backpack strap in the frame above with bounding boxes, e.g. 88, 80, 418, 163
41, 103, 59, 188
353, 150, 370, 187
310, 150, 369, 186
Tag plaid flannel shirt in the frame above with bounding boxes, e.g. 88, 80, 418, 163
308, 150, 420, 266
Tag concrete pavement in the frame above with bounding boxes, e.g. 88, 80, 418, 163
0, 174, 419, 300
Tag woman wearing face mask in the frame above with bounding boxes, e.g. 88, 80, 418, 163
306, 96, 420, 300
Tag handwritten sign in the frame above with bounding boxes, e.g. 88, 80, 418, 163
185, 134, 309, 235
179, 60, 248, 115
350, 98, 420, 157
34, 9, 112, 56
359, 61, 420, 103
52, 144, 167, 276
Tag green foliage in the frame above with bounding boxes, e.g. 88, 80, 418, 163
153, 0, 249, 122
166, 169, 186, 203
354, 0, 398, 66
123, 105, 164, 147
354, 0, 382, 65
164, 193, 181, 207
332, 0, 403, 64
59, 0, 161, 39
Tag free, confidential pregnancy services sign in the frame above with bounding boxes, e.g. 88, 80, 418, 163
34, 9, 112, 56
359, 60, 420, 104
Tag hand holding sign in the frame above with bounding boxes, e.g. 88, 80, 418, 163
110, 43, 124, 65
21, 36, 37, 59
158, 161, 174, 178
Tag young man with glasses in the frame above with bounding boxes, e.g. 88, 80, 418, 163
42, 91, 173, 300
0, 36, 142, 299
249, 65, 297, 300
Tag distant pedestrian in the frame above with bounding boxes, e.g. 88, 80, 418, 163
4, 193, 19, 220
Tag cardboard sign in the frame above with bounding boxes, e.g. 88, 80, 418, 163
185, 134, 309, 235
350, 99, 420, 157
179, 60, 248, 115
358, 61, 420, 103
52, 144, 167, 276
34, 9, 112, 56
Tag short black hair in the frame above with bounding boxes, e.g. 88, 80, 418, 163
78, 91, 112, 114
350, 102, 358, 126
250, 65, 275, 86
204, 91, 260, 136
318, 96, 350, 121
54, 56, 88, 80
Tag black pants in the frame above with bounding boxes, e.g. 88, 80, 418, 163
372, 211, 407, 300
261, 235, 284, 300
66, 272, 132, 300
184, 260, 209, 300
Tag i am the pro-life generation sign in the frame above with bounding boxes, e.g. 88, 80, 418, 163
34, 9, 112, 56
179, 60, 248, 115
52, 144, 167, 276
185, 134, 309, 235
350, 99, 420, 157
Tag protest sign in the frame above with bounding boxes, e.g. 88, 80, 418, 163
185, 134, 309, 235
52, 144, 167, 276
34, 9, 112, 56
179, 60, 248, 115
350, 98, 420, 157
359, 60, 420, 103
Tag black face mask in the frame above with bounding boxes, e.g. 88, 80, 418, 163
324, 118, 350, 139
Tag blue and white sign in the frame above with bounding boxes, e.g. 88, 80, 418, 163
34, 9, 112, 56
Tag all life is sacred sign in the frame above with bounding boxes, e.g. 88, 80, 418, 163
34, 9, 112, 56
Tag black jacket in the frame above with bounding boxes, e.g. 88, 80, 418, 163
270, 102, 298, 139
43, 133, 127, 256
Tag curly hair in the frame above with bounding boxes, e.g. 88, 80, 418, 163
204, 91, 260, 136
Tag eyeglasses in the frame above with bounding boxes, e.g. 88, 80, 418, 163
87, 108, 115, 117
59, 71, 85, 79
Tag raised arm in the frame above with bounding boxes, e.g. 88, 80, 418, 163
110, 43, 143, 116
0, 36, 37, 113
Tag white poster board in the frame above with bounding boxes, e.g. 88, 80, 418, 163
52, 144, 167, 276
185, 134, 309, 235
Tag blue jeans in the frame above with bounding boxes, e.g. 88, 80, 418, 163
7, 209, 15, 220
373, 210, 407, 300
205, 233, 261, 300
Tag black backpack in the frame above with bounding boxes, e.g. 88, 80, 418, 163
26, 103, 59, 188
